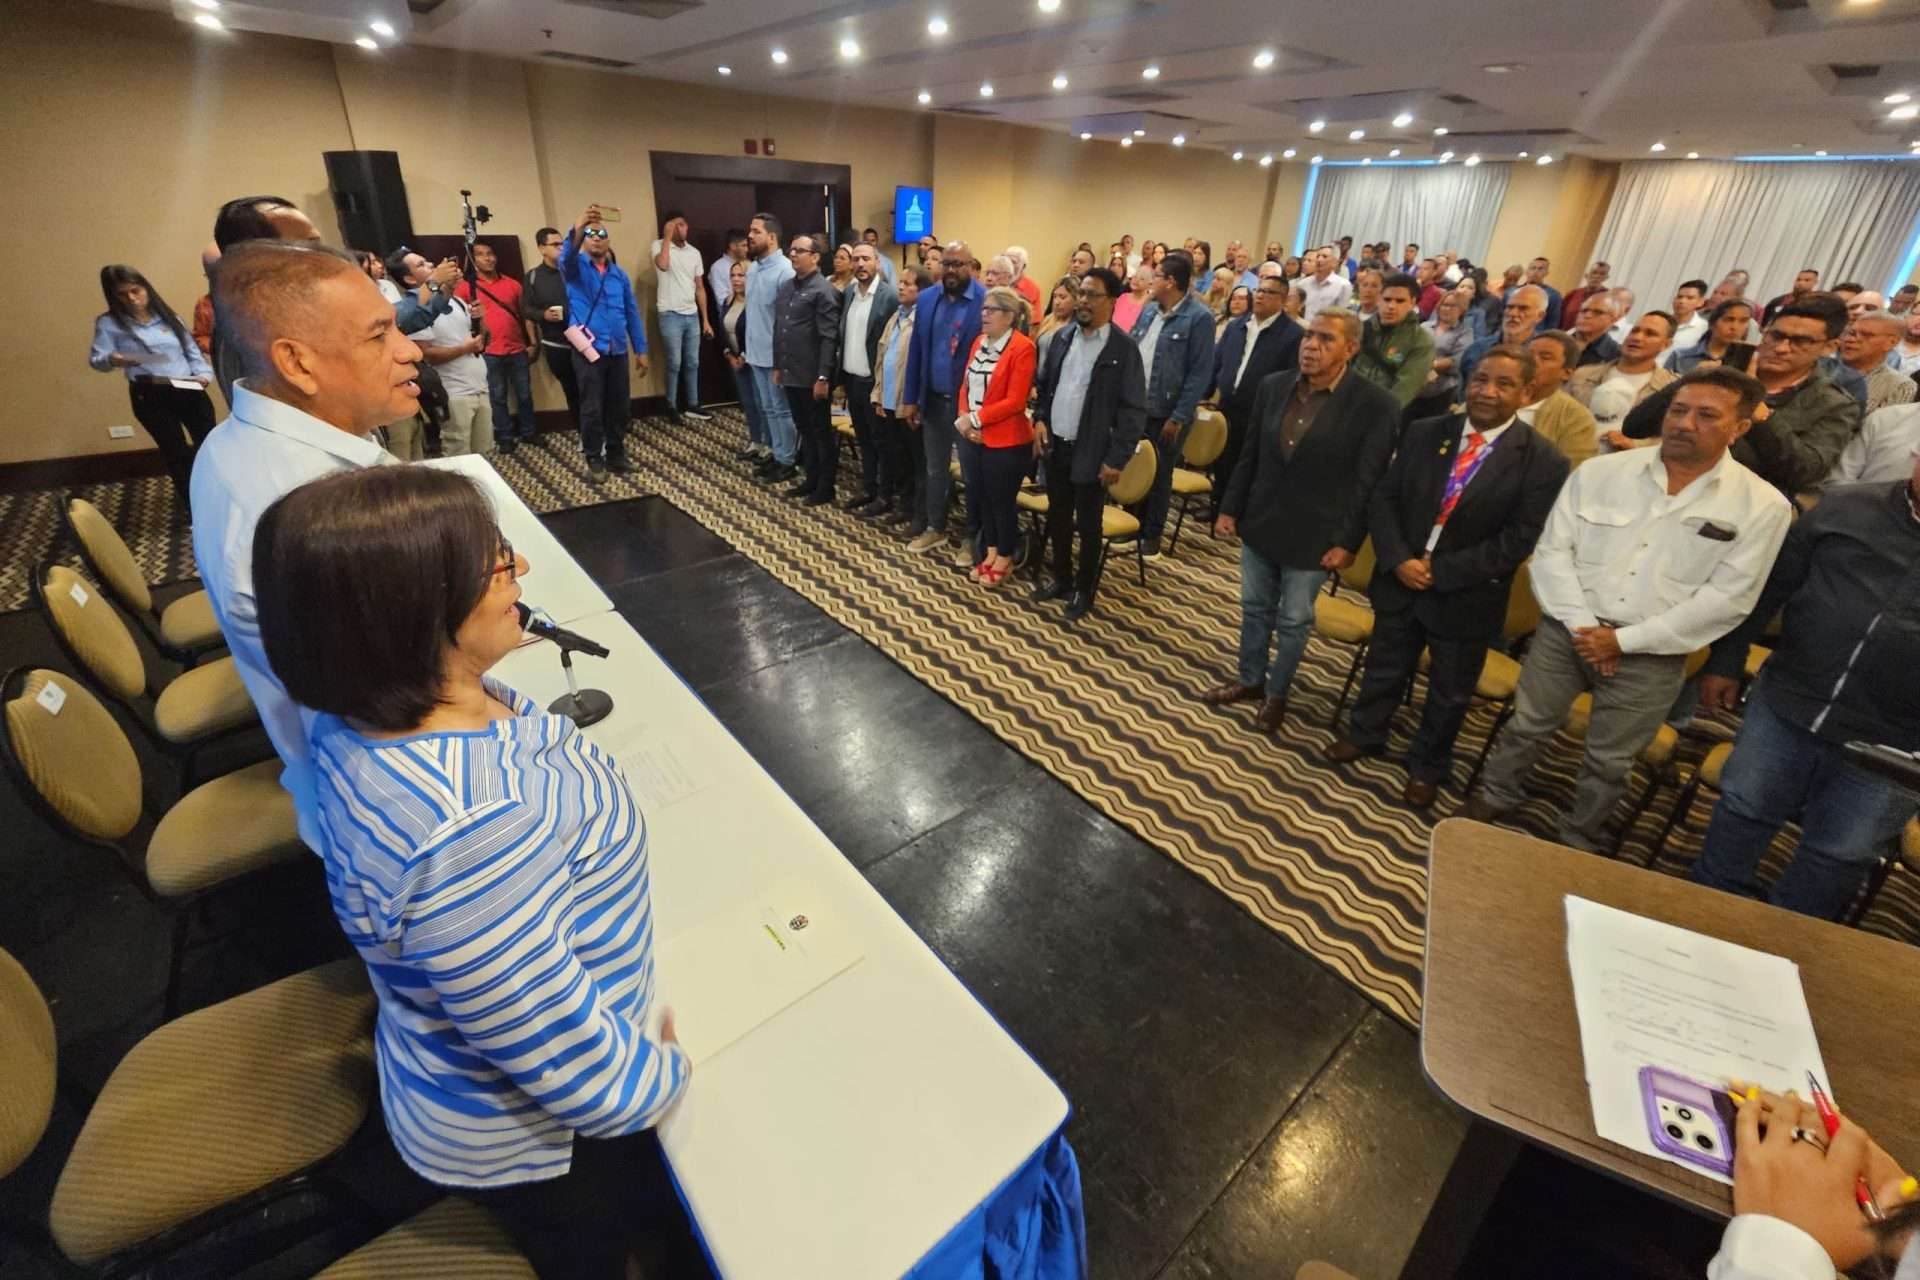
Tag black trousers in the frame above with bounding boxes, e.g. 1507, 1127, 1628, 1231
128, 381, 216, 510
458, 1131, 701, 1279
1213, 405, 1252, 518
1043, 445, 1107, 594
1346, 606, 1491, 785
787, 384, 836, 498
872, 408, 909, 504
977, 442, 1029, 555
897, 410, 926, 515
542, 344, 581, 426
573, 349, 630, 461
843, 377, 880, 496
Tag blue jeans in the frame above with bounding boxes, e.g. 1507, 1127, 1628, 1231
748, 364, 797, 464
658, 312, 702, 412
1236, 547, 1323, 698
1689, 688, 1918, 919
923, 391, 959, 533
1141, 416, 1193, 541
731, 358, 765, 446
484, 352, 535, 443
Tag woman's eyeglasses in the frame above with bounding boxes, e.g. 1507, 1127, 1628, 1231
484, 536, 518, 584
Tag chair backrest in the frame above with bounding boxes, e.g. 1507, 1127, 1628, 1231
65, 496, 154, 616
1181, 408, 1228, 469
1501, 561, 1541, 643
34, 563, 145, 703
0, 946, 55, 1180
1337, 538, 1375, 593
0, 668, 143, 846
1109, 439, 1158, 506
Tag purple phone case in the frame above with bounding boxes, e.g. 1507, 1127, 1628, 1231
1639, 1065, 1736, 1176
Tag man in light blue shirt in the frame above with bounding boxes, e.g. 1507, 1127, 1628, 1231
190, 240, 417, 849
744, 211, 799, 481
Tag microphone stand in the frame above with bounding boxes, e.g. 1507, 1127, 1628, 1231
551, 647, 613, 728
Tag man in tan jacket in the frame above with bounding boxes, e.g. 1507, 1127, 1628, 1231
1568, 311, 1678, 450
1520, 331, 1598, 470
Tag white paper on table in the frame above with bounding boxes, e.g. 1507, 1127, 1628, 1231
656, 882, 865, 1066
1563, 895, 1831, 1184
623, 738, 705, 811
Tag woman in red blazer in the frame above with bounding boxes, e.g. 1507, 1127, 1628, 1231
956, 287, 1039, 586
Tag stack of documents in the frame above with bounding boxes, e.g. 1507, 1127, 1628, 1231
1564, 896, 1830, 1183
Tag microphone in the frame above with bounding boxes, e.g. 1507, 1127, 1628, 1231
516, 603, 613, 727
516, 603, 610, 659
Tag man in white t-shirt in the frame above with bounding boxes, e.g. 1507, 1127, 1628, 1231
1567, 311, 1679, 450
1299, 246, 1354, 319
412, 292, 490, 455
651, 209, 714, 423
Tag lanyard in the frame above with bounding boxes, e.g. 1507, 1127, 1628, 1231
1426, 431, 1499, 552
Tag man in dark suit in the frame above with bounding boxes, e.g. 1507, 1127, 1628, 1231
773, 232, 843, 506
834, 242, 899, 514
1209, 274, 1302, 518
1204, 310, 1399, 732
1031, 267, 1147, 621
1323, 345, 1570, 807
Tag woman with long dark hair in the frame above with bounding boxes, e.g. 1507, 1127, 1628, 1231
89, 264, 216, 513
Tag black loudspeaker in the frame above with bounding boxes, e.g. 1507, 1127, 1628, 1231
323, 150, 413, 254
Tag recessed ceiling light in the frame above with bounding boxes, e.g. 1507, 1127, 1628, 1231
1891, 104, 1920, 120
916, 89, 930, 104
1120, 136, 1133, 147
189, 0, 218, 8
369, 19, 394, 36
1231, 149, 1244, 160
193, 12, 223, 28
1433, 127, 1448, 136
771, 47, 788, 64
1310, 154, 1323, 164
354, 35, 377, 49
1388, 148, 1400, 157
1360, 157, 1372, 165
1392, 111, 1413, 128
1348, 128, 1365, 140
1535, 153, 1553, 165
1282, 147, 1296, 158
1885, 92, 1912, 104
927, 15, 948, 35
839, 38, 861, 59
1686, 151, 1699, 159
1133, 128, 1145, 136
1814, 149, 1828, 156
1142, 65, 1160, 80
1171, 134, 1186, 146
1037, 0, 1060, 10
1650, 141, 1666, 152
979, 82, 993, 96
1464, 153, 1481, 166
1439, 150, 1454, 162
718, 65, 732, 76
1080, 131, 1092, 140
1259, 154, 1273, 167
1308, 119, 1325, 132
1481, 63, 1523, 74
1517, 150, 1529, 157
1253, 49, 1275, 70
1052, 73, 1069, 90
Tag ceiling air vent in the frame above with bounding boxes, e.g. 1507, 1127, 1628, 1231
1766, 0, 1810, 10
1105, 90, 1182, 104
540, 50, 638, 69
1828, 63, 1882, 78
558, 0, 706, 16
1438, 92, 1479, 106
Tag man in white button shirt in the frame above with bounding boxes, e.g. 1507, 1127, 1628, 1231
1464, 366, 1793, 851
191, 240, 419, 849
1299, 246, 1354, 320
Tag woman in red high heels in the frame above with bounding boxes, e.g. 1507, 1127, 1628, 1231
956, 286, 1038, 587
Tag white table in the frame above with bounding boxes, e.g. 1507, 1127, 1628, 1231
424, 454, 612, 626
490, 625, 1070, 1267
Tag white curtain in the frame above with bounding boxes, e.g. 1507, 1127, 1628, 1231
1304, 162, 1513, 263
1589, 160, 1920, 308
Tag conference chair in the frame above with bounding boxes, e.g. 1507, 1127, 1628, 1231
0, 667, 304, 1016
1852, 816, 1920, 930
32, 561, 260, 787
1312, 539, 1378, 726
62, 495, 224, 667
1296, 1265, 1358, 1280
1095, 440, 1160, 588
1643, 742, 1734, 870
1164, 406, 1228, 554
1452, 564, 1543, 791
0, 945, 375, 1277
312, 1198, 535, 1279
1571, 648, 1710, 858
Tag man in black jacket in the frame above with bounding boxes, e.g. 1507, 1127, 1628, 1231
1687, 454, 1920, 917
1324, 345, 1570, 806
1204, 311, 1399, 733
835, 242, 899, 514
1030, 267, 1146, 621
774, 232, 843, 506
1209, 275, 1302, 518
523, 227, 580, 430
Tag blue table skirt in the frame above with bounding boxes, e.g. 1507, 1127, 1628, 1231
907, 1130, 1087, 1279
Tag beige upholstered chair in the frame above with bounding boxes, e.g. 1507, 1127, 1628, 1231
0, 946, 374, 1274
1312, 539, 1378, 726
1165, 406, 1228, 553
1098, 439, 1159, 588
0, 667, 303, 1013
32, 561, 258, 784
313, 1198, 536, 1279
63, 496, 224, 666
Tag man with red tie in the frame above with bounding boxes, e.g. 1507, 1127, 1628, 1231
1323, 344, 1569, 807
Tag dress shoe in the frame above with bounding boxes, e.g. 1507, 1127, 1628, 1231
606, 455, 636, 475
1199, 681, 1263, 707
1402, 779, 1440, 809
854, 497, 890, 517
766, 463, 798, 483
1141, 536, 1164, 561
885, 508, 914, 527
496, 438, 519, 455
1252, 697, 1287, 734
1459, 793, 1507, 824
1322, 739, 1383, 765
1030, 579, 1069, 604
587, 457, 609, 483
735, 445, 760, 461
782, 482, 813, 499
803, 493, 833, 506
754, 456, 781, 477
1063, 592, 1094, 621
907, 530, 945, 553
843, 492, 876, 512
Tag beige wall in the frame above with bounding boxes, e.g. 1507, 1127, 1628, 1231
1482, 157, 1619, 292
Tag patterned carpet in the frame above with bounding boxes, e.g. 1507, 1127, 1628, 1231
8, 411, 1916, 1024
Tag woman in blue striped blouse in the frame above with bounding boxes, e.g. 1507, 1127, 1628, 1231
88, 265, 215, 513
251, 465, 693, 1276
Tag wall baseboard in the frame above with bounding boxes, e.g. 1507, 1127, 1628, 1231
0, 396, 677, 495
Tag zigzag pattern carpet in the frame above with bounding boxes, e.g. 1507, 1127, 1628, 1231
8, 412, 1915, 1023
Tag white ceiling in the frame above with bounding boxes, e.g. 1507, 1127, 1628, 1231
140, 0, 1920, 160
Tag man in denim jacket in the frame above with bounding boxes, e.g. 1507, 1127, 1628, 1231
1127, 249, 1217, 558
